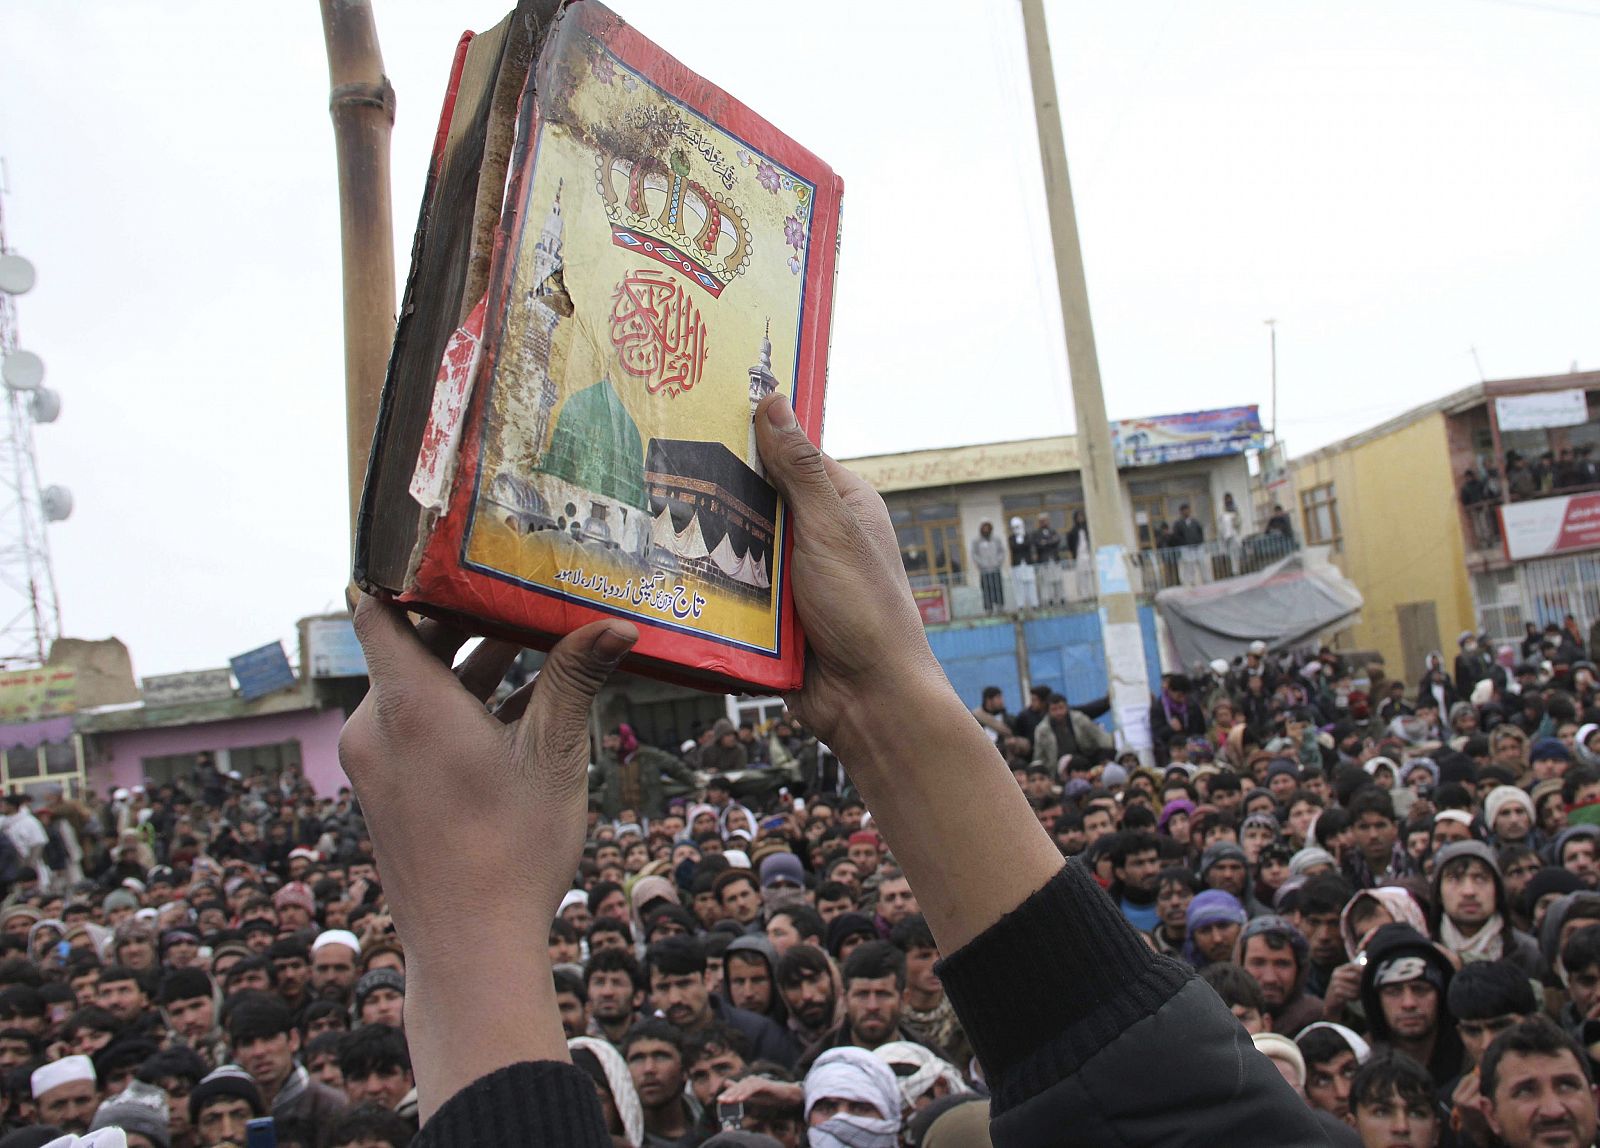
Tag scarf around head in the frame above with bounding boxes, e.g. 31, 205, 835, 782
569, 1037, 644, 1147
805, 1047, 901, 1148
871, 1041, 970, 1110
1340, 887, 1428, 961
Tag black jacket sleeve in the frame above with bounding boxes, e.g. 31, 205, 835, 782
936, 862, 1332, 1147
414, 1061, 612, 1147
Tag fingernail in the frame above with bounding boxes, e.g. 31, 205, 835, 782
591, 624, 637, 666
766, 393, 795, 430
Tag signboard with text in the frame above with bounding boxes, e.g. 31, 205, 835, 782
1112, 406, 1266, 468
305, 618, 368, 679
0, 667, 77, 724
142, 668, 235, 708
1494, 389, 1589, 432
229, 643, 296, 702
1501, 492, 1600, 561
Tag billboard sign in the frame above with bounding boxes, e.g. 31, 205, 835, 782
1494, 389, 1589, 432
305, 618, 368, 678
1112, 406, 1265, 468
1501, 492, 1600, 561
229, 643, 296, 702
0, 667, 77, 724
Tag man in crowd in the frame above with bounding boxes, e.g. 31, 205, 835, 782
624, 1019, 695, 1146
226, 993, 345, 1146
1478, 1016, 1599, 1148
799, 943, 919, 1069
776, 944, 842, 1051
1108, 831, 1162, 932
1358, 924, 1463, 1089
1238, 916, 1323, 1037
644, 937, 798, 1066
891, 914, 970, 1068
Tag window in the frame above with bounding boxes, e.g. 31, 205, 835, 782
731, 697, 786, 729
1300, 483, 1340, 545
1000, 486, 1083, 535
1128, 477, 1211, 551
888, 499, 966, 587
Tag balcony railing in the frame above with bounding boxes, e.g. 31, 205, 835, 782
1126, 532, 1297, 594
915, 532, 1297, 623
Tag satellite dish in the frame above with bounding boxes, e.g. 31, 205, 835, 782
40, 486, 72, 523
0, 254, 35, 296
29, 388, 60, 424
1, 350, 43, 392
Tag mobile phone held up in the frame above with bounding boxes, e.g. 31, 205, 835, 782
246, 1117, 277, 1148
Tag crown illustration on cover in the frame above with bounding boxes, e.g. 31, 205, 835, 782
596, 143, 754, 295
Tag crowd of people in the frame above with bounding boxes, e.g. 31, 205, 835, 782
960, 623, 1600, 1146
3, 638, 1600, 1145
1462, 447, 1600, 510
10, 393, 1600, 1148
0, 761, 417, 1148
970, 493, 1297, 615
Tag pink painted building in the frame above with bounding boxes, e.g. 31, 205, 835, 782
77, 686, 352, 798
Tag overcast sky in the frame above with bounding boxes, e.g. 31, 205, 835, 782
1, 0, 1597, 677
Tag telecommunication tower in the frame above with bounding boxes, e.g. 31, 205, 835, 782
0, 178, 70, 669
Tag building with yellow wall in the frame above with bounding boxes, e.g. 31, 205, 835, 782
1282, 369, 1600, 685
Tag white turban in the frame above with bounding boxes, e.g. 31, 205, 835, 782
32, 1055, 95, 1099
1362, 756, 1398, 779
568, 1037, 643, 1147
312, 929, 361, 955
871, 1041, 971, 1109
40, 1134, 127, 1148
804, 1047, 901, 1148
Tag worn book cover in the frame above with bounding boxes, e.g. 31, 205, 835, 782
357, 0, 842, 694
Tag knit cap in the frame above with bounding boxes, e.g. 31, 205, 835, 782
353, 968, 405, 1011
188, 1065, 264, 1123
1484, 785, 1535, 827
1186, 890, 1247, 932
1288, 847, 1336, 877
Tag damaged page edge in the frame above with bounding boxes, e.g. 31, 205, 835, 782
403, 297, 489, 589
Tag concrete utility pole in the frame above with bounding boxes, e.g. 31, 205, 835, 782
319, 0, 397, 543
1018, 0, 1153, 758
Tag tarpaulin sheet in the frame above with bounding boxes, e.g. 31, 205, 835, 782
1156, 552, 1364, 667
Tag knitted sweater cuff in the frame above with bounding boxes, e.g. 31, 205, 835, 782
415, 1060, 612, 1147
936, 861, 1189, 1107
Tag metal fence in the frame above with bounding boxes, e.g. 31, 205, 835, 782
1125, 532, 1297, 595
1473, 553, 1600, 652
922, 532, 1297, 621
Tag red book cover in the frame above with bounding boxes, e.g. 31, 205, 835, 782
390, 1, 842, 694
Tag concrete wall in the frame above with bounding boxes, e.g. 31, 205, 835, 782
1290, 412, 1475, 676
87, 707, 349, 798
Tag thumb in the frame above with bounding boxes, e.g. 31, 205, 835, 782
523, 619, 638, 768
755, 393, 843, 521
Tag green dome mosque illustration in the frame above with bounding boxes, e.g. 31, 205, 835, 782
537, 377, 647, 510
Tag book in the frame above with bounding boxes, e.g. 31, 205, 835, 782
354, 0, 842, 694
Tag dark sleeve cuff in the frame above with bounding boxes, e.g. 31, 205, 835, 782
936, 860, 1191, 1113
415, 1061, 612, 1148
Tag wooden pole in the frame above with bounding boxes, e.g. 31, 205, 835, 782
319, 0, 396, 545
1018, 0, 1153, 757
